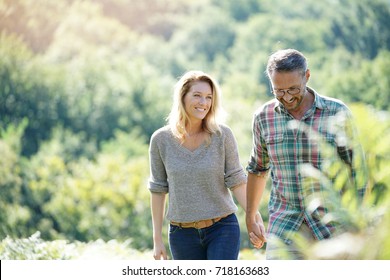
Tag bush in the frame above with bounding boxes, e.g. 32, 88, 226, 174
0, 231, 154, 260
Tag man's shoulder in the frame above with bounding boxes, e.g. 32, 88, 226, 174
316, 93, 350, 111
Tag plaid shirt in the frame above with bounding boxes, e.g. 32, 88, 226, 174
247, 87, 362, 243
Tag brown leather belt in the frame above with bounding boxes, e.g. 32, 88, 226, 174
171, 215, 229, 229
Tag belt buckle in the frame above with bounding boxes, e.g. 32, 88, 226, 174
193, 221, 200, 229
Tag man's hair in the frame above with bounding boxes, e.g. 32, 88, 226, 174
266, 49, 308, 78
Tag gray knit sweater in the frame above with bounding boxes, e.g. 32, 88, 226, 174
148, 124, 247, 223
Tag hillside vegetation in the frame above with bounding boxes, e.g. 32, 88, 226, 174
1, 0, 390, 259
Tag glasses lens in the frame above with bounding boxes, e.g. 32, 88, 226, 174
275, 90, 284, 97
288, 88, 300, 95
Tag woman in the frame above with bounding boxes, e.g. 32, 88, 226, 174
148, 70, 248, 260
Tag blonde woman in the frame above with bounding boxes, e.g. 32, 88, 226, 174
148, 70, 248, 260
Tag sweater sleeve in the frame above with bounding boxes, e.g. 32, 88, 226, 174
223, 126, 247, 188
148, 131, 169, 193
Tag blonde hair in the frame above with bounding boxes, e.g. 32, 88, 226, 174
167, 70, 225, 142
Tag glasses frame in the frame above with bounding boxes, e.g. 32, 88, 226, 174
272, 87, 302, 97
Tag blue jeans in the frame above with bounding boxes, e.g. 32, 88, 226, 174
169, 213, 240, 260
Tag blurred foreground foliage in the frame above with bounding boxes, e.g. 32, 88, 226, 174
275, 104, 390, 260
307, 104, 390, 259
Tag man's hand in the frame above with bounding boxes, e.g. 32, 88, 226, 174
246, 211, 267, 249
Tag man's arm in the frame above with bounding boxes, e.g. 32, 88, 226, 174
246, 172, 268, 248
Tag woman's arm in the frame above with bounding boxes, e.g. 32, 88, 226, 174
151, 192, 167, 260
231, 183, 264, 249
231, 183, 247, 211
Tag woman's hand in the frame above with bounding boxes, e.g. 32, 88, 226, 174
153, 239, 168, 260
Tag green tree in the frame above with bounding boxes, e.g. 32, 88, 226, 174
0, 33, 67, 156
211, 0, 262, 21
325, 50, 390, 111
0, 120, 31, 239
327, 0, 390, 59
17, 128, 152, 248
170, 6, 236, 63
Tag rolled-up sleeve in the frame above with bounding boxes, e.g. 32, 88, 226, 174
246, 113, 270, 175
223, 127, 247, 188
148, 133, 169, 193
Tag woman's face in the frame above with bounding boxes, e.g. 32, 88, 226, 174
183, 81, 213, 123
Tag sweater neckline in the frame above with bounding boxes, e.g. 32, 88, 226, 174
171, 133, 210, 156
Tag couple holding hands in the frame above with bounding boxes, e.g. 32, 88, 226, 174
148, 49, 366, 260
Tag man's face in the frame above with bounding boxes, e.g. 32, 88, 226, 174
270, 70, 309, 112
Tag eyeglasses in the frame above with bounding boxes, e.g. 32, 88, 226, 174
272, 87, 301, 97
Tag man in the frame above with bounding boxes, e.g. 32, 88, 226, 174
245, 49, 366, 259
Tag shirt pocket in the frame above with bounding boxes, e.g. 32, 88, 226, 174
265, 133, 285, 164
265, 134, 284, 145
